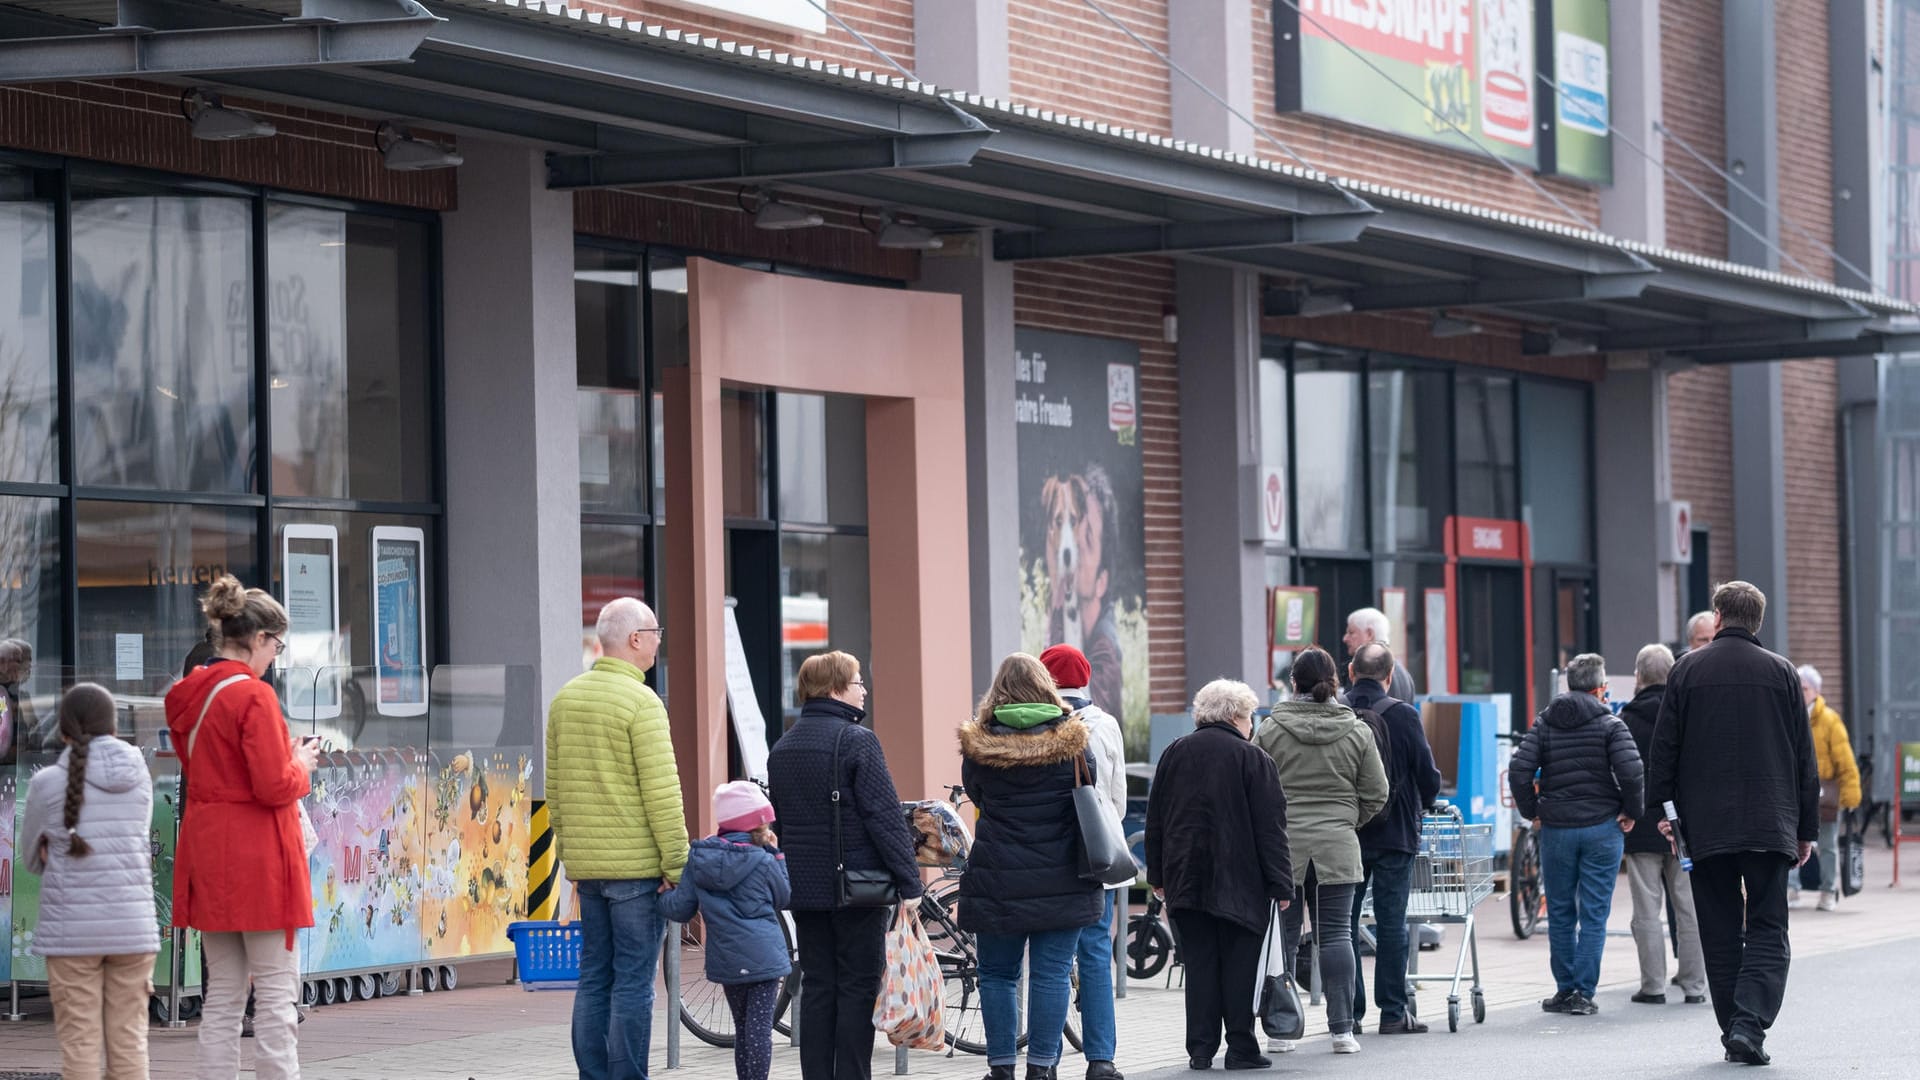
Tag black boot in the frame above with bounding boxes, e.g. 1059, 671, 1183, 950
984, 1067, 1015, 1080
1027, 1065, 1058, 1080
1087, 1062, 1124, 1080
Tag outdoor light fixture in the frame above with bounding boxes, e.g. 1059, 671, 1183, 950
180, 89, 276, 142
738, 188, 824, 231
1431, 313, 1484, 339
1547, 331, 1600, 356
375, 122, 463, 171
863, 208, 943, 250
1296, 290, 1353, 317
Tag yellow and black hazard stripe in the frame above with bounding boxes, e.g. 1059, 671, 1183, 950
528, 799, 556, 920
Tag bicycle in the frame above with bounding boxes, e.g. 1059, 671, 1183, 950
677, 909, 797, 1047
1500, 729, 1546, 940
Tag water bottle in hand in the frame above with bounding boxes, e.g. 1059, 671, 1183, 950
1663, 801, 1693, 872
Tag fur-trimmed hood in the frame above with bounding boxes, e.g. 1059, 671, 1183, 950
958, 711, 1090, 769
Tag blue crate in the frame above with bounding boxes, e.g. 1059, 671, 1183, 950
507, 921, 582, 990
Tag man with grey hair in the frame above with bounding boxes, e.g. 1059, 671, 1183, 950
1341, 607, 1416, 701
1618, 644, 1706, 1006
547, 597, 688, 1080
1648, 581, 1818, 1066
1683, 611, 1716, 655
1507, 652, 1643, 1017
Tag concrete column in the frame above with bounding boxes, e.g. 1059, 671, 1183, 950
1169, 0, 1255, 154
1597, 0, 1664, 245
1595, 361, 1667, 657
1828, 0, 1881, 295
1176, 263, 1266, 692
1723, 1, 1789, 651
917, 238, 1020, 695
913, 0, 1008, 98
441, 140, 583, 777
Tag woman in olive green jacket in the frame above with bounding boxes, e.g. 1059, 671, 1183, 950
1254, 646, 1388, 1054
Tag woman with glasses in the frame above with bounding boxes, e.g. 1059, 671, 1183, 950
767, 651, 923, 1080
165, 574, 320, 1080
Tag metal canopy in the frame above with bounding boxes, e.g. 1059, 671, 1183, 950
2, 0, 1909, 363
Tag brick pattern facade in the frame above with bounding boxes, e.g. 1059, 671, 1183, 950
1013, 258, 1186, 716
1008, 0, 1174, 135
574, 0, 915, 74
0, 81, 455, 210
1659, 0, 1728, 258
575, 186, 920, 280
1665, 365, 1736, 598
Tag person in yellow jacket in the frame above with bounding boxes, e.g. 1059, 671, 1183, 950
548, 597, 689, 1080
1796, 665, 1860, 911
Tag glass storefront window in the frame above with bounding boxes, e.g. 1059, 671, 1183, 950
723, 389, 768, 520
1456, 374, 1518, 521
75, 501, 258, 696
779, 532, 870, 725
1259, 357, 1290, 547
1370, 364, 1450, 552
0, 496, 64, 755
576, 248, 649, 516
71, 183, 254, 492
1292, 349, 1367, 552
0, 167, 56, 485
268, 206, 433, 503
580, 522, 662, 689
1375, 559, 1446, 697
778, 393, 868, 526
1521, 380, 1593, 563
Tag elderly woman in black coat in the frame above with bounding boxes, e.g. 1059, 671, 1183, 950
959, 653, 1103, 1080
1146, 679, 1293, 1071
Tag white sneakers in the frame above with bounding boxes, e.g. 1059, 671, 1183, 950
1817, 891, 1839, 911
1331, 1033, 1362, 1054
1787, 888, 1802, 907
1267, 1039, 1297, 1054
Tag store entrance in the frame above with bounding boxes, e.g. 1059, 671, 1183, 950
1457, 564, 1526, 703
1298, 557, 1373, 663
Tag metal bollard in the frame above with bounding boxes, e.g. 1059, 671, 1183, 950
664, 923, 683, 1070
1112, 894, 1127, 1000
788, 980, 802, 1048
165, 928, 187, 1029
6, 978, 21, 1022
895, 1044, 910, 1075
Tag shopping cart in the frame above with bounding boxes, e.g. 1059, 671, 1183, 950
1403, 805, 1494, 1032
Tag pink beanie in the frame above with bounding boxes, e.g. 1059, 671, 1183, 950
714, 781, 775, 833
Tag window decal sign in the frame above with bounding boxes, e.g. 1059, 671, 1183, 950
371, 526, 427, 717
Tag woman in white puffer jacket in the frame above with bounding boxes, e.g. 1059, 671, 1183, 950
21, 682, 159, 1080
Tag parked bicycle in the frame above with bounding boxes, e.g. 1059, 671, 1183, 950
1501, 729, 1546, 940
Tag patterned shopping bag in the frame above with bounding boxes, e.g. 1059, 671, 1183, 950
872, 901, 947, 1050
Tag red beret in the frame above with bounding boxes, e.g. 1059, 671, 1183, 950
1040, 644, 1092, 690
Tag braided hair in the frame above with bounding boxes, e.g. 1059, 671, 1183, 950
58, 683, 117, 857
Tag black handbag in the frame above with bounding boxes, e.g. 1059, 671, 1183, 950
1073, 753, 1140, 886
1257, 901, 1305, 1041
832, 723, 900, 909
1842, 814, 1866, 897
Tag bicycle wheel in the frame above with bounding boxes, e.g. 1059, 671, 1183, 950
677, 915, 738, 1048
1509, 828, 1544, 940
1125, 918, 1172, 980
772, 913, 796, 1038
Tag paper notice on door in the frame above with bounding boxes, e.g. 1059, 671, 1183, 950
115, 634, 144, 682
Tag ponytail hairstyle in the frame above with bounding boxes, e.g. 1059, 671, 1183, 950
58, 683, 117, 857
201, 573, 288, 649
1289, 646, 1341, 704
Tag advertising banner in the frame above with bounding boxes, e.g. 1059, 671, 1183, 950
1270, 587, 1320, 650
300, 749, 427, 975
1015, 328, 1150, 750
421, 747, 531, 961
372, 527, 427, 717
1278, 0, 1538, 168
1541, 0, 1613, 183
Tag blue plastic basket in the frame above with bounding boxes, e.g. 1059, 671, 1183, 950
507, 921, 582, 990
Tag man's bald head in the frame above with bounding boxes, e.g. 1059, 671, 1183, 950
1351, 641, 1395, 684
596, 597, 662, 671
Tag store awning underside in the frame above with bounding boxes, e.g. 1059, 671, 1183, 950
4, 0, 1913, 363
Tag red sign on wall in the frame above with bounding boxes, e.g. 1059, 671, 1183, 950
1453, 516, 1523, 561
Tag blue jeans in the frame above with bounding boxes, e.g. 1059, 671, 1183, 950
573, 878, 665, 1080
977, 928, 1080, 1068
1075, 893, 1118, 1061
1350, 849, 1416, 1024
1540, 821, 1625, 996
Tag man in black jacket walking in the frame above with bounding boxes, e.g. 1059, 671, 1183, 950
1345, 643, 1442, 1035
1506, 652, 1643, 1017
1648, 582, 1818, 1067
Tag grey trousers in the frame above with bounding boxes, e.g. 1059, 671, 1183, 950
1625, 852, 1706, 997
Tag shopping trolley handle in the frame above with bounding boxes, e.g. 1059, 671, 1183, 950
1422, 801, 1464, 821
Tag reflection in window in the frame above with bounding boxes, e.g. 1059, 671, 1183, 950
1292, 351, 1367, 552
0, 496, 63, 759
780, 533, 870, 724
723, 389, 768, 520
71, 192, 254, 492
1456, 375, 1518, 521
1370, 365, 1450, 552
576, 249, 649, 515
580, 523, 662, 690
1520, 381, 1593, 563
0, 168, 56, 485
778, 393, 868, 526
268, 207, 433, 502
75, 501, 258, 702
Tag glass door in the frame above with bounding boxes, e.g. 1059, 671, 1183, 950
1458, 564, 1526, 701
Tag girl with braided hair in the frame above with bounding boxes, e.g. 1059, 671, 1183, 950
21, 682, 159, 1079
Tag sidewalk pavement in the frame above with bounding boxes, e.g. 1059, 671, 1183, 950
1, 845, 1913, 1079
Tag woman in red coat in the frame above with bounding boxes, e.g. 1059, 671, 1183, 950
165, 574, 319, 1080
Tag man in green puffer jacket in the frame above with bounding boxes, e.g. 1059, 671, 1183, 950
548, 597, 689, 1080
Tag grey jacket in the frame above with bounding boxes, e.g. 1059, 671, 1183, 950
22, 736, 160, 957
1254, 700, 1389, 886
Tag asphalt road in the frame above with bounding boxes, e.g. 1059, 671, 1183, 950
1132, 935, 1918, 1079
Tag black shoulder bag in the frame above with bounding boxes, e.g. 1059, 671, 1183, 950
832, 722, 900, 909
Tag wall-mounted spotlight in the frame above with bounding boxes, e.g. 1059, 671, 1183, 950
1430, 313, 1484, 339
180, 89, 276, 142
1295, 289, 1353, 317
1546, 330, 1600, 356
375, 122, 463, 171
738, 188, 824, 231
861, 207, 943, 250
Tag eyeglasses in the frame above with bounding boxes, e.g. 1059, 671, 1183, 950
849, 678, 867, 690
265, 632, 287, 655
632, 626, 666, 641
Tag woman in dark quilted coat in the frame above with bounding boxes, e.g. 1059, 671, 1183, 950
959, 653, 1101, 1080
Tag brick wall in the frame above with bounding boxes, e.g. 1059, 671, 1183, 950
572, 0, 915, 74
575, 186, 920, 279
1666, 366, 1736, 592
0, 81, 454, 209
1250, 1, 1602, 227
1013, 258, 1186, 716
1659, 0, 1727, 258
1009, 0, 1174, 135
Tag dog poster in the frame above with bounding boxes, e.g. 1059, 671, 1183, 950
1014, 328, 1149, 754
